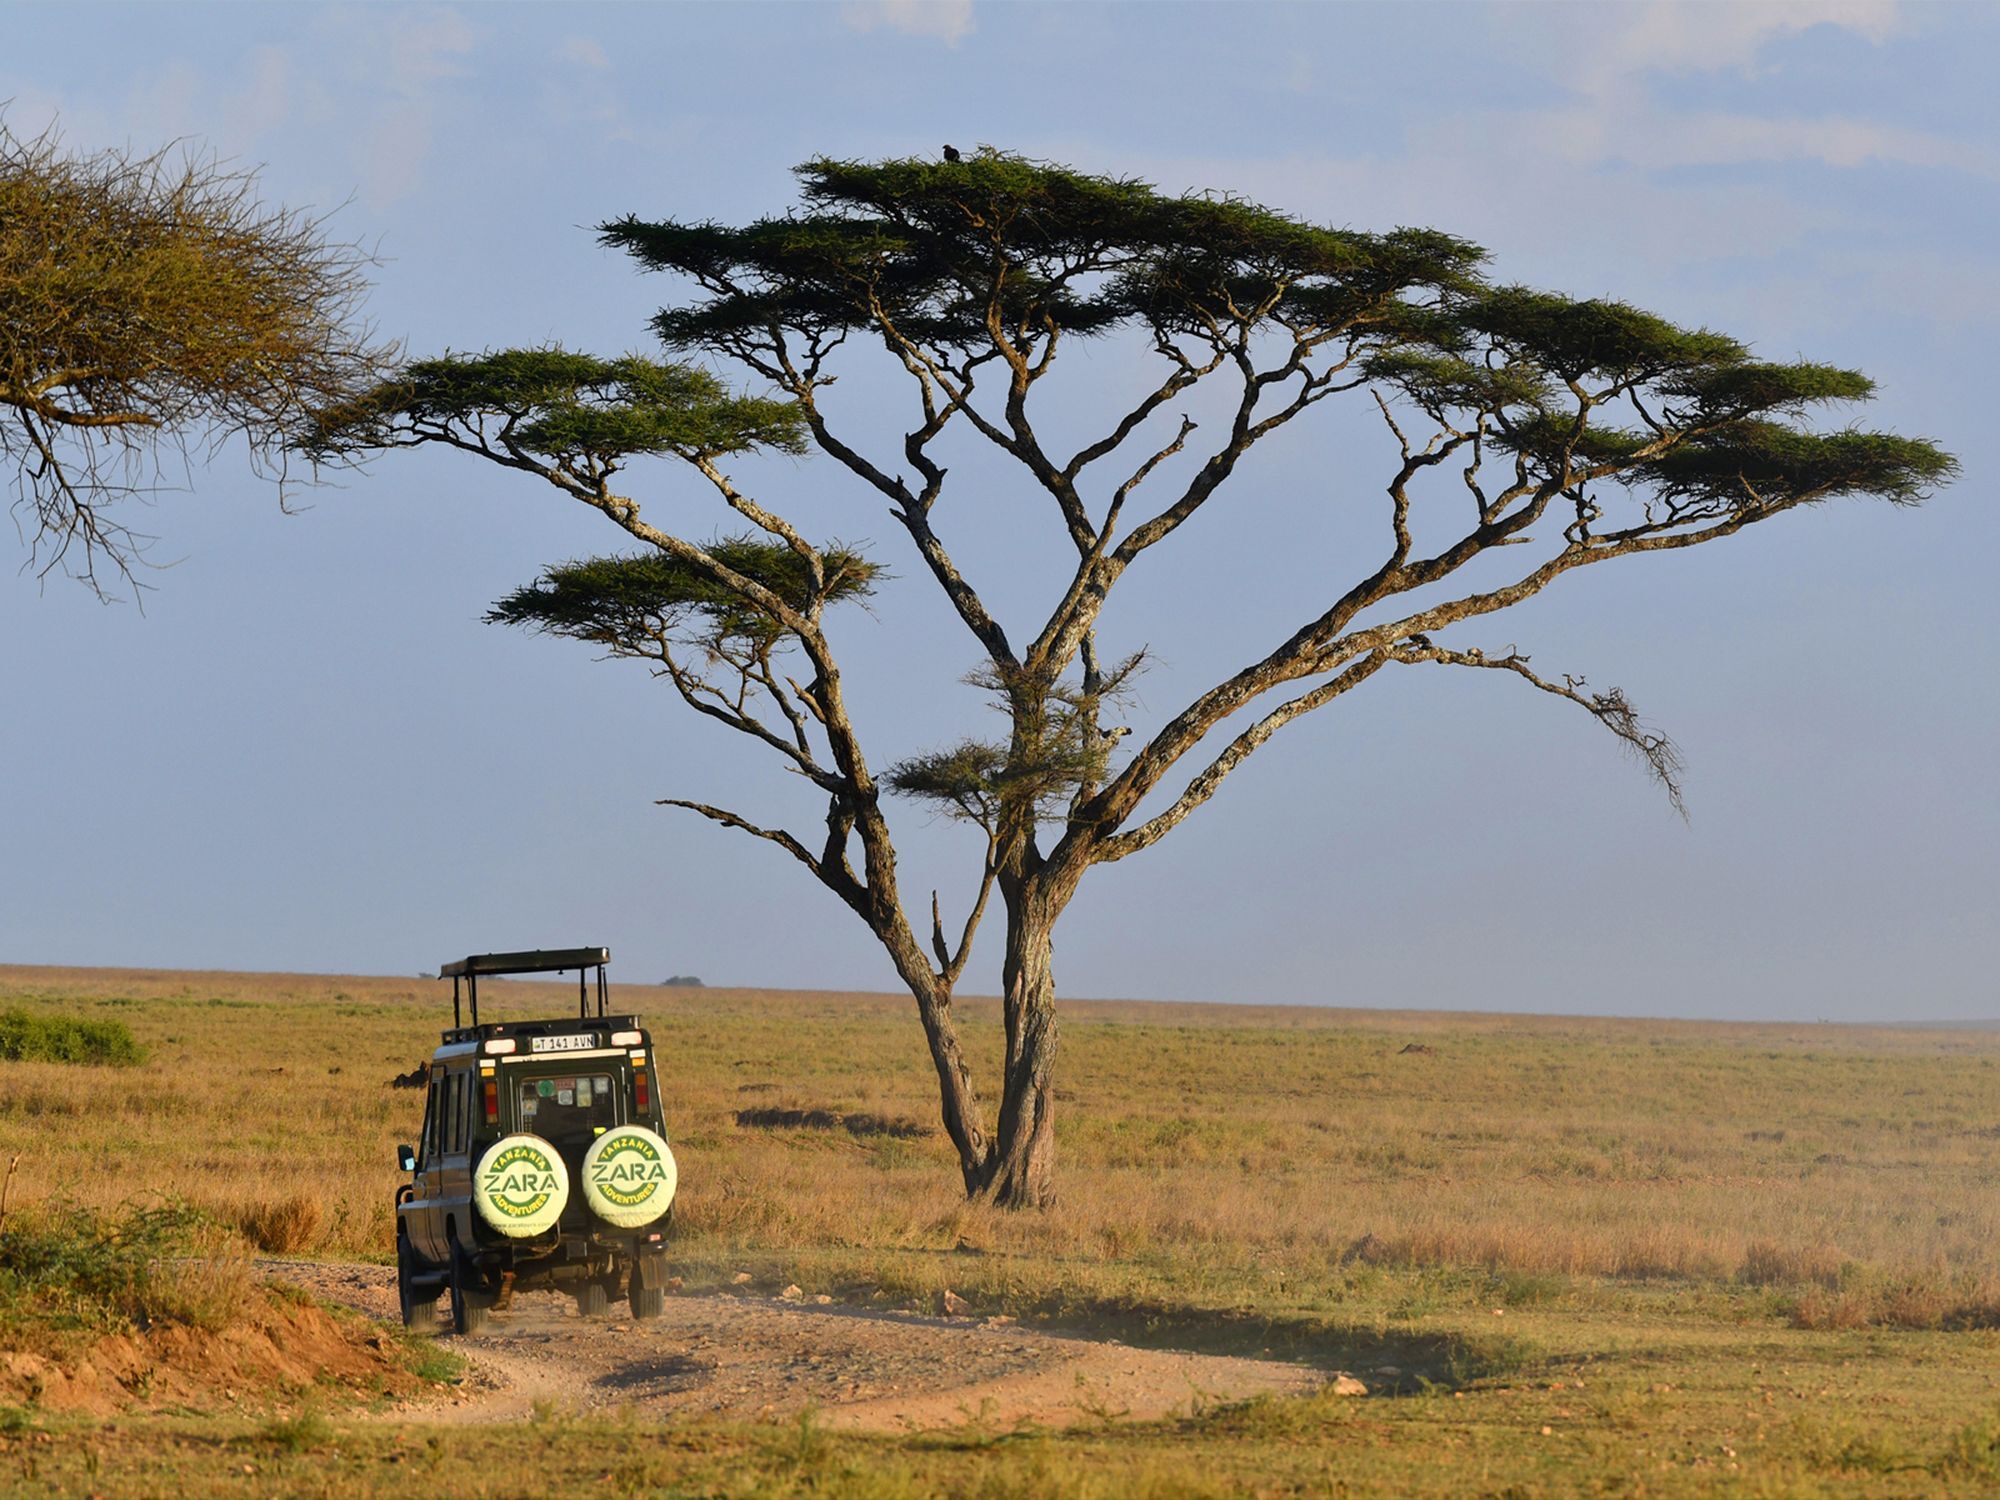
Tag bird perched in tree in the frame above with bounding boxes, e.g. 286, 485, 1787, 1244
1100, 725, 1131, 743
943, 144, 961, 162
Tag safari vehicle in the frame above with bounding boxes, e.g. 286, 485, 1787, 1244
394, 947, 677, 1334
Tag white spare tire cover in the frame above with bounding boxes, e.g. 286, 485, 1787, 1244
473, 1134, 569, 1237
580, 1125, 678, 1228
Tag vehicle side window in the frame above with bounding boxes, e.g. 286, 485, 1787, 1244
417, 1077, 439, 1169
445, 1072, 463, 1156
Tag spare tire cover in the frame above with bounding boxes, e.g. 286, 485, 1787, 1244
580, 1125, 678, 1228
472, 1134, 569, 1237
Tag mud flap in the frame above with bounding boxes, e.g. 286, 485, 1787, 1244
633, 1251, 670, 1291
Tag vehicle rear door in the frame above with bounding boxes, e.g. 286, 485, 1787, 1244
509, 1060, 627, 1228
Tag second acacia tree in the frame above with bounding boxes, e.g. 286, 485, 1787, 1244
315, 151, 1951, 1207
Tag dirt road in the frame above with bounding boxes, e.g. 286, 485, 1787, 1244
268, 1262, 1330, 1433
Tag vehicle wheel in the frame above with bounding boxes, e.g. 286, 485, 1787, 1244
630, 1284, 665, 1320
575, 1280, 610, 1319
449, 1241, 492, 1336
397, 1231, 439, 1330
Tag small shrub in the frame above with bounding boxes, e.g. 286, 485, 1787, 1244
0, 1009, 145, 1066
140, 1240, 251, 1333
257, 1405, 333, 1452
0, 1197, 244, 1339
1941, 1414, 2000, 1480
238, 1193, 324, 1255
403, 1337, 465, 1385
1740, 1238, 1843, 1289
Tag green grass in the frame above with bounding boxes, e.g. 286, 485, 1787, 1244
0, 1006, 145, 1065
252, 1404, 334, 1453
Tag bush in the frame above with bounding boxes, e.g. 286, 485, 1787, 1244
0, 1008, 146, 1066
0, 1197, 247, 1340
257, 1405, 333, 1452
237, 1193, 324, 1255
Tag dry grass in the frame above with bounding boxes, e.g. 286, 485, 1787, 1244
0, 963, 1995, 1333
235, 1192, 324, 1255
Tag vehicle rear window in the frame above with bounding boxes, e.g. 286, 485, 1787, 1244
516, 1073, 619, 1137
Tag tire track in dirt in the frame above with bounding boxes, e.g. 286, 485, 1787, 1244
265, 1261, 1328, 1433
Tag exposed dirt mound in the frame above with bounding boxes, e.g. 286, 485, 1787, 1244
0, 1289, 421, 1416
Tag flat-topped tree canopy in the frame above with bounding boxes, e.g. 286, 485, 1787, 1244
603, 148, 1486, 356
487, 539, 881, 656
301, 349, 807, 470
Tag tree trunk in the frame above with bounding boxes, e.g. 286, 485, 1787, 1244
973, 880, 1061, 1208
914, 987, 993, 1196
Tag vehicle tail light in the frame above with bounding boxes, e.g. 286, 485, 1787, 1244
483, 1076, 499, 1124
633, 1064, 650, 1114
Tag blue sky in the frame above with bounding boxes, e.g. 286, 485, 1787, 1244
2, 1, 1994, 1021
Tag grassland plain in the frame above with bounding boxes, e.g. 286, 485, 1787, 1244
2, 962, 1999, 1495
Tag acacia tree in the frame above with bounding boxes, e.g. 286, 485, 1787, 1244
312, 151, 1953, 1207
0, 121, 394, 595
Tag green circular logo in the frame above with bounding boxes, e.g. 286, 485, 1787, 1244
474, 1134, 570, 1237
581, 1126, 678, 1228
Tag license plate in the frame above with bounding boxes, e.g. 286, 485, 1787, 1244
530, 1034, 596, 1053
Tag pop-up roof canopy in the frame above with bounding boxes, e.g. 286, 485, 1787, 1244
439, 947, 609, 980
439, 947, 611, 1029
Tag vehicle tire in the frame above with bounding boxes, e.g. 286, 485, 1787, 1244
575, 1280, 610, 1319
449, 1240, 492, 1336
397, 1231, 439, 1330
630, 1283, 665, 1320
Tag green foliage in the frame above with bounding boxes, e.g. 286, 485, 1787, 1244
487, 536, 880, 653
1362, 349, 1553, 417
886, 657, 1144, 826
0, 1198, 227, 1338
0, 1008, 145, 1066
254, 1404, 333, 1452
1664, 360, 1876, 413
400, 1336, 467, 1386
1451, 286, 1746, 381
1633, 422, 1958, 509
606, 147, 1484, 352
597, 146, 1954, 527
306, 347, 805, 465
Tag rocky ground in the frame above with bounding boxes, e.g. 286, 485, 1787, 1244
265, 1261, 1331, 1433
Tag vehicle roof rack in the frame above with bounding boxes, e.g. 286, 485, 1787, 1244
440, 947, 609, 980
439, 947, 611, 1029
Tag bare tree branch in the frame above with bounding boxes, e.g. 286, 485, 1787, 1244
1381, 640, 1686, 816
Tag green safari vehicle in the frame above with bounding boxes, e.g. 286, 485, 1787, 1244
394, 947, 677, 1334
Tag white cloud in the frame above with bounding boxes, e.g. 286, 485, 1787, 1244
1578, 0, 1900, 91
1503, 99, 1996, 180
299, 7, 478, 210
840, 0, 974, 46
1481, 2, 1993, 195
382, 8, 477, 92
559, 36, 610, 70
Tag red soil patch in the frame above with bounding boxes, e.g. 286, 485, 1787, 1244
0, 1294, 419, 1415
